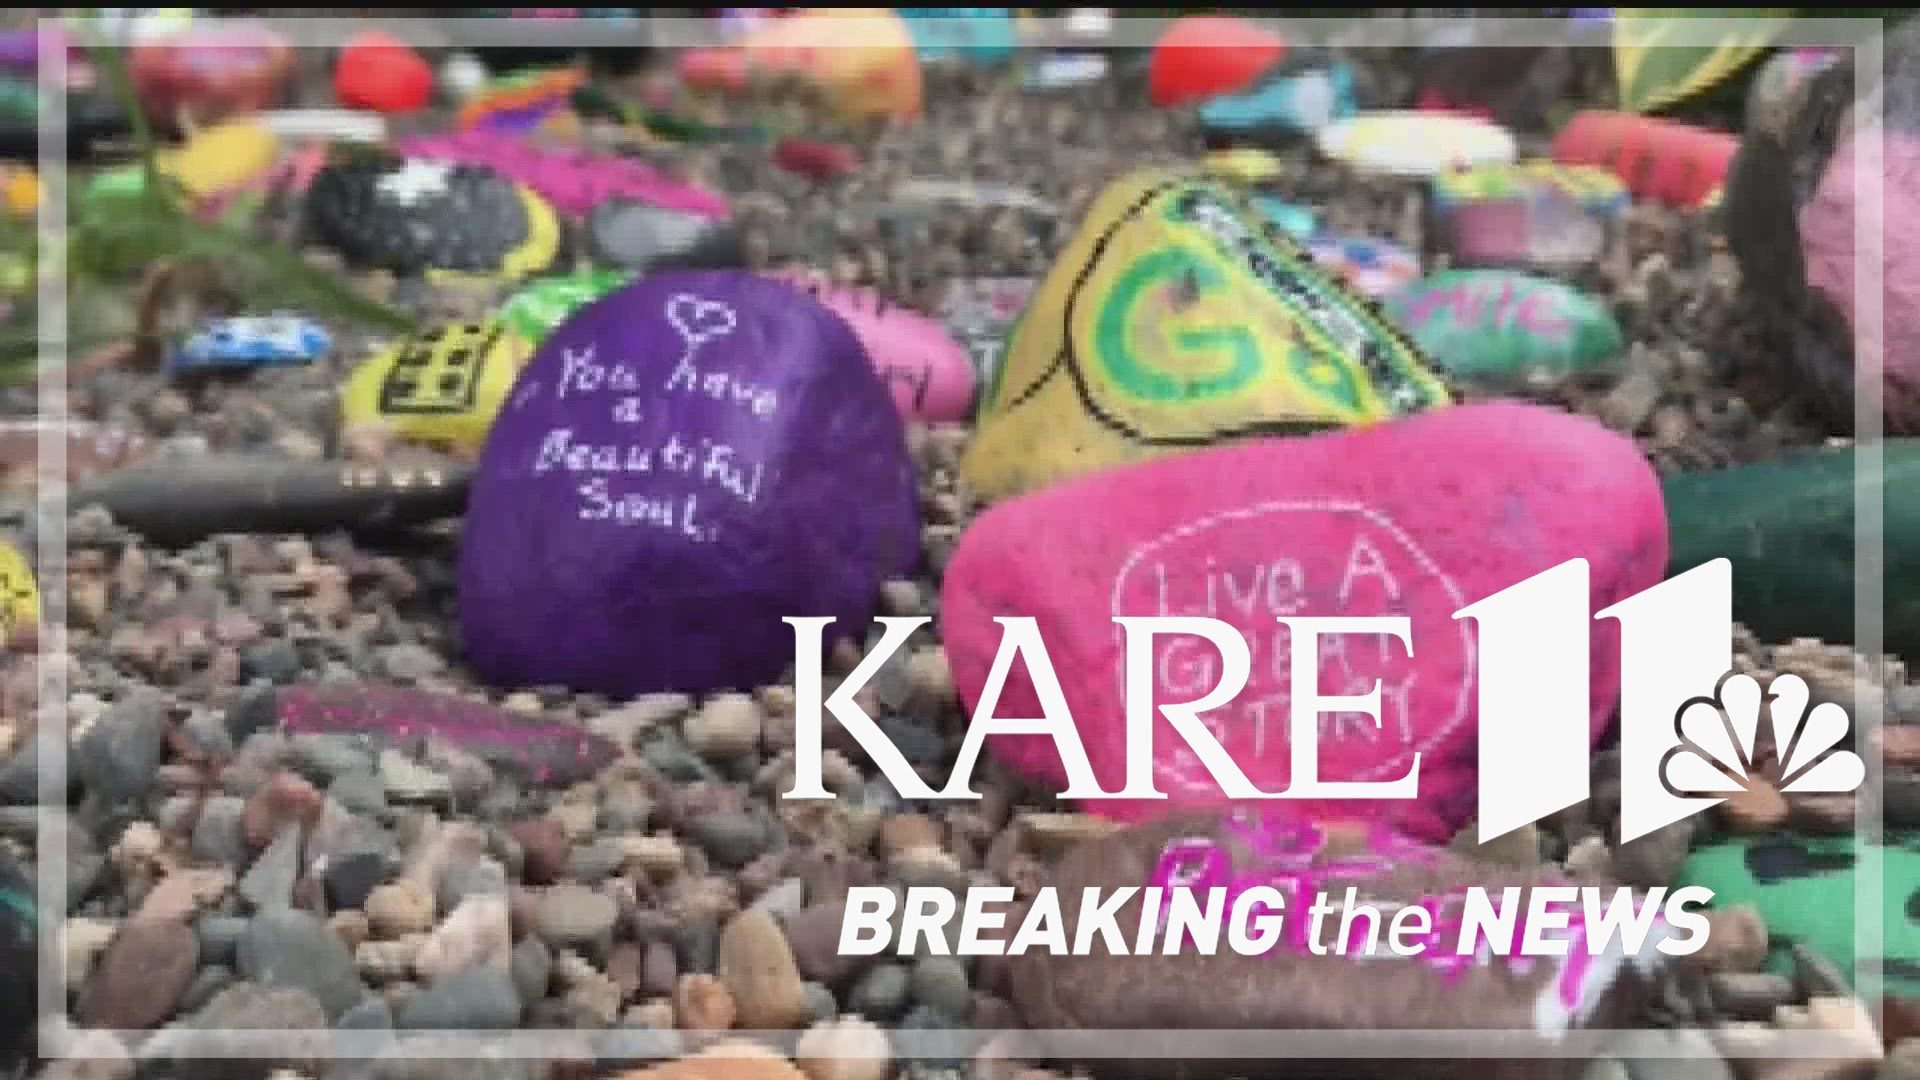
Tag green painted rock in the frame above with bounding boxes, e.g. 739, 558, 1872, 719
1662, 440, 1920, 658
498, 268, 634, 348
1677, 834, 1920, 1000
1382, 270, 1625, 389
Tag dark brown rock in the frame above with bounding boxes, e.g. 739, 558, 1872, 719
508, 817, 571, 886
78, 918, 200, 1030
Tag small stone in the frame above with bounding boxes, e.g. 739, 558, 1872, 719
380, 750, 453, 805
1694, 906, 1770, 974
242, 771, 324, 851
685, 694, 763, 761
325, 851, 390, 911
848, 962, 910, 1020
802, 981, 836, 1024
674, 972, 735, 1034
716, 908, 809, 1029
191, 796, 250, 868
567, 839, 628, 885
1722, 778, 1791, 833
797, 1016, 892, 1080
77, 918, 199, 1029
620, 834, 684, 880
330, 910, 371, 954
237, 907, 367, 1021
74, 689, 168, 805
194, 915, 248, 967
566, 970, 624, 1027
641, 939, 678, 999
397, 966, 523, 1030
1014, 813, 1115, 859
355, 937, 423, 984
338, 995, 394, 1031
1709, 972, 1797, 1021
878, 814, 943, 860
592, 693, 692, 752
366, 881, 436, 939
239, 824, 303, 912
438, 857, 510, 911
416, 893, 513, 981
909, 956, 971, 1021
684, 811, 775, 869
511, 936, 553, 1005
378, 643, 446, 682
180, 964, 234, 1016
536, 884, 617, 953
150, 983, 330, 1079
509, 818, 571, 886
749, 877, 805, 922
785, 903, 864, 985
1564, 835, 1613, 879
329, 771, 389, 817
140, 867, 235, 923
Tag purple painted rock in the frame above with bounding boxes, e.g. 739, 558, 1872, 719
940, 402, 1667, 843
274, 684, 619, 787
458, 270, 920, 697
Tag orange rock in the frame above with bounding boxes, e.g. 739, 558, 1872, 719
616, 1041, 809, 1080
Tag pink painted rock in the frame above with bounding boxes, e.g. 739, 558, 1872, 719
771, 272, 977, 423
940, 402, 1667, 842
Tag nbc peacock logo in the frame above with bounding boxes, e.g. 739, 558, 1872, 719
1659, 671, 1866, 802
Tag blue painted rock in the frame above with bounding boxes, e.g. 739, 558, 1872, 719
457, 271, 920, 697
171, 315, 330, 374
944, 401, 1667, 843
1199, 61, 1356, 138
1383, 270, 1625, 388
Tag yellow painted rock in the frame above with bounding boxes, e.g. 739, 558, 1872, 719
963, 170, 1452, 501
0, 541, 38, 637
1203, 147, 1284, 184
3, 168, 36, 217
340, 320, 530, 456
166, 119, 279, 198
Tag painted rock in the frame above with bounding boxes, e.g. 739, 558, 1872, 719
87, 118, 280, 205
1677, 834, 1920, 1001
943, 402, 1667, 842
1305, 234, 1422, 299
1429, 161, 1625, 270
171, 315, 330, 375
334, 30, 432, 115
678, 10, 923, 120
305, 157, 558, 280
456, 66, 584, 134
498, 269, 636, 350
340, 320, 529, 456
1317, 112, 1516, 178
772, 272, 977, 423
1248, 195, 1317, 242
901, 8, 1016, 65
586, 201, 746, 274
771, 138, 860, 181
961, 170, 1451, 502
458, 271, 920, 698
1382, 270, 1626, 388
1722, 22, 1920, 434
1202, 148, 1284, 184
128, 22, 292, 126
1551, 111, 1735, 211
0, 541, 35, 639
1661, 440, 1920, 660
1011, 813, 1657, 1080
1148, 16, 1286, 107
1198, 61, 1356, 138
1024, 54, 1109, 92
395, 129, 729, 219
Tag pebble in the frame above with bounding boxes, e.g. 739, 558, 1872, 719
397, 966, 523, 1030
338, 995, 395, 1031
673, 972, 736, 1034
796, 1016, 893, 1080
238, 824, 303, 911
438, 856, 510, 911
684, 811, 777, 869
365, 880, 437, 938
508, 818, 572, 886
1710, 972, 1798, 1021
378, 642, 447, 682
536, 884, 617, 953
878, 814, 943, 860
236, 907, 367, 1020
416, 893, 512, 980
329, 770, 389, 816
146, 983, 330, 1079
717, 908, 809, 1029
77, 918, 200, 1029
748, 877, 805, 922
140, 867, 235, 923
848, 962, 911, 1021
242, 771, 324, 851
380, 749, 453, 806
73, 688, 167, 805
685, 694, 763, 761
325, 850, 390, 911
195, 915, 249, 967
909, 956, 972, 1021
179, 964, 234, 1015
510, 936, 553, 1006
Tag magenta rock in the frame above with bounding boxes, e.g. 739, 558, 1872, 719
457, 270, 920, 697
940, 402, 1667, 842
396, 129, 729, 219
770, 271, 978, 422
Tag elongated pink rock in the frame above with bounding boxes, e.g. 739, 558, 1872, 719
940, 402, 1667, 842
771, 272, 977, 422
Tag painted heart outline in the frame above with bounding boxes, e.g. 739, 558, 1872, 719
666, 292, 738, 350
1659, 671, 1866, 798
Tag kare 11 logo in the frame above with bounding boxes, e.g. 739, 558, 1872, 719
782, 558, 1866, 843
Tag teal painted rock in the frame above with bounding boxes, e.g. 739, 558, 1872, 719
1677, 834, 1920, 1000
1662, 440, 1920, 659
1383, 270, 1625, 388
1249, 195, 1318, 242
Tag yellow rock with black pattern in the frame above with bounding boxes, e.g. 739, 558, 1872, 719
340, 320, 532, 456
962, 169, 1453, 501
0, 542, 37, 638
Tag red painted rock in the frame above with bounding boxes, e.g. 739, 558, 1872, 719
770, 271, 977, 423
771, 138, 860, 181
334, 31, 432, 115
1148, 16, 1286, 107
129, 23, 293, 127
1550, 110, 1734, 211
941, 402, 1668, 842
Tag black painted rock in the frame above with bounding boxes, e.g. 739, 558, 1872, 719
305, 154, 559, 279
1722, 19, 1920, 433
